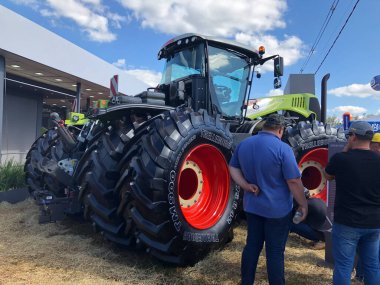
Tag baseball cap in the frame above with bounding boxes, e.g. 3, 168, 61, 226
346, 121, 374, 139
263, 114, 286, 128
371, 133, 380, 143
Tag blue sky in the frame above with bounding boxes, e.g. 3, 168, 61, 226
2, 0, 380, 120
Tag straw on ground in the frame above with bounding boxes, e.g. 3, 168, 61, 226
0, 199, 362, 285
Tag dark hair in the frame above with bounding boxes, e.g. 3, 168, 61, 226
263, 124, 283, 131
263, 114, 286, 129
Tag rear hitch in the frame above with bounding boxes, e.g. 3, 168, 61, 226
34, 189, 82, 224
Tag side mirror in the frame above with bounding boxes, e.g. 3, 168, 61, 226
274, 77, 282, 89
274, 57, 284, 77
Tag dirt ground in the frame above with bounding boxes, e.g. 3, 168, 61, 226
0, 199, 361, 285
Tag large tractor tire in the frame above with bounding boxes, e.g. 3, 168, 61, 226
129, 108, 240, 265
74, 120, 141, 247
42, 137, 70, 197
42, 121, 104, 198
284, 121, 346, 202
24, 129, 59, 195
42, 123, 93, 197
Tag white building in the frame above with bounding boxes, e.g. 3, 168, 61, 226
0, 5, 148, 163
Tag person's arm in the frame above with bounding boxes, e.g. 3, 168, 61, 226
280, 145, 308, 221
287, 177, 308, 222
229, 166, 259, 195
324, 153, 338, 181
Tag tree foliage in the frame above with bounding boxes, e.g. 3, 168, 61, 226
326, 115, 341, 127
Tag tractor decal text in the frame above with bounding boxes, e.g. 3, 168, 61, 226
227, 185, 240, 225
301, 139, 335, 151
183, 231, 219, 243
201, 129, 232, 149
168, 170, 182, 232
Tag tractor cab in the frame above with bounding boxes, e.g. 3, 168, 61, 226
157, 33, 283, 121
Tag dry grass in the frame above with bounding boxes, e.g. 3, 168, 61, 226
0, 200, 362, 285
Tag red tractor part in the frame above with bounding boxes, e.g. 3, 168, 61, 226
298, 148, 328, 202
178, 144, 230, 229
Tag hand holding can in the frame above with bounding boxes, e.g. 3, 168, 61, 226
293, 211, 303, 224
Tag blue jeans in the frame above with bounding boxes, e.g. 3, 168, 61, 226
290, 222, 324, 242
355, 240, 380, 280
241, 211, 291, 285
332, 223, 380, 285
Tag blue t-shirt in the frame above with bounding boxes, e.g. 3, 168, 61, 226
229, 131, 301, 218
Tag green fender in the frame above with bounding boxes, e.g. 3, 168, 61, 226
245, 93, 319, 120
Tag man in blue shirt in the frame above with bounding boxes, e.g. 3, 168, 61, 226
229, 114, 308, 285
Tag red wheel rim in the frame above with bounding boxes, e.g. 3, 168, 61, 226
177, 144, 230, 230
298, 148, 328, 202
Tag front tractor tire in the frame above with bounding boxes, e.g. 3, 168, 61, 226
285, 121, 345, 202
130, 109, 240, 265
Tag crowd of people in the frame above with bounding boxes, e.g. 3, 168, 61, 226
229, 114, 380, 285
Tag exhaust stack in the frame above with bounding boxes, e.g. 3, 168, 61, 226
321, 73, 330, 124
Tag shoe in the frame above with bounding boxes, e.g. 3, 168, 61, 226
311, 241, 325, 250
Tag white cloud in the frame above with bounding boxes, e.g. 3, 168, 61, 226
331, 106, 367, 115
125, 69, 162, 87
11, 0, 127, 42
235, 33, 306, 71
266, 89, 283, 97
112, 59, 127, 69
329, 83, 380, 99
107, 12, 131, 29
81, 0, 101, 5
40, 8, 58, 17
209, 54, 230, 70
118, 0, 304, 71
11, 0, 304, 67
46, 0, 117, 42
119, 0, 287, 37
86, 29, 115, 42
113, 59, 162, 87
10, 0, 37, 4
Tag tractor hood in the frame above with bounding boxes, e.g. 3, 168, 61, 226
245, 93, 320, 120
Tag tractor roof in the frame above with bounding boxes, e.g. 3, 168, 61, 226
158, 33, 260, 61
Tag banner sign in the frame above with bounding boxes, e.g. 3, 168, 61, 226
342, 113, 350, 130
366, 121, 380, 133
344, 121, 380, 133
109, 75, 118, 98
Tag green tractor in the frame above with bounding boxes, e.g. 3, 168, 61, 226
24, 33, 344, 265
65, 112, 89, 126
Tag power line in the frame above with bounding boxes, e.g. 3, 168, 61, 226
315, 0, 361, 74
300, 0, 340, 73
